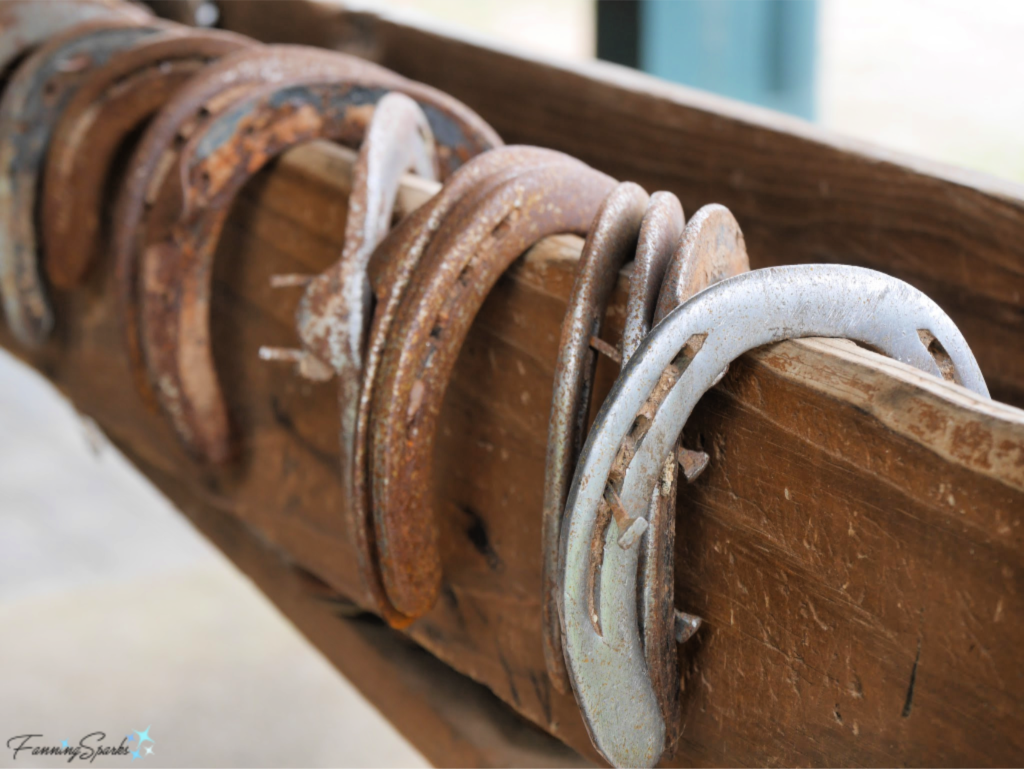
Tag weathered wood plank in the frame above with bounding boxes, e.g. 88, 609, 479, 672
216, 0, 1024, 412
5, 130, 1023, 766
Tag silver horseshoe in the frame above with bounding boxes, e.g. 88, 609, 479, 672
559, 264, 989, 768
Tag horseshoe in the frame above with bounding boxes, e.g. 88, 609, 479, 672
260, 91, 439, 627
351, 146, 578, 626
256, 91, 441, 618
559, 264, 989, 768
541, 181, 655, 692
0, 17, 168, 347
292, 91, 441, 381
368, 156, 617, 619
633, 202, 750, 753
132, 57, 501, 463
42, 27, 255, 288
113, 45, 398, 407
0, 0, 150, 79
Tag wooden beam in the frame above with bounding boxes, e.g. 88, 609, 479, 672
215, 0, 1024, 412
6, 130, 1023, 765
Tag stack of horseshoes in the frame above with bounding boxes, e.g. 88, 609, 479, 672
0, 3, 990, 766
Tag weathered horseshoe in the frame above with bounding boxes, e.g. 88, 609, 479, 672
633, 202, 750, 753
42, 27, 255, 288
655, 203, 751, 321
0, 18, 167, 347
294, 91, 440, 379
0, 0, 150, 80
560, 264, 989, 768
113, 45, 396, 407
271, 93, 440, 625
540, 181, 653, 692
351, 146, 578, 626
134, 64, 501, 462
621, 192, 684, 361
369, 157, 617, 619
618, 191, 691, 748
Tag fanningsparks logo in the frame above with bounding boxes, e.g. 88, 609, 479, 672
6, 728, 156, 763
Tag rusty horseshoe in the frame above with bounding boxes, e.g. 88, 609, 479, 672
0, 17, 168, 347
130, 56, 501, 462
350, 146, 579, 625
367, 155, 617, 620
633, 202, 750, 754
0, 0, 150, 81
112, 45, 400, 407
42, 27, 255, 288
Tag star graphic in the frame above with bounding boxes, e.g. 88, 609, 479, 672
145, 746, 154, 756
131, 750, 140, 761
134, 727, 153, 746
61, 740, 68, 749
127, 734, 135, 742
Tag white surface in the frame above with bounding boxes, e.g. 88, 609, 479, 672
0, 354, 427, 768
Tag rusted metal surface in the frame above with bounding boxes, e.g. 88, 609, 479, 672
292, 91, 440, 376
559, 264, 990, 767
112, 45, 405, 409
352, 146, 574, 626
0, 0, 150, 79
540, 181, 650, 694
621, 192, 683, 361
268, 93, 443, 622
367, 156, 616, 619
0, 17, 166, 348
654, 203, 751, 322
130, 57, 501, 463
41, 28, 254, 288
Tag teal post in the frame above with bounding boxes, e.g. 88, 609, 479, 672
636, 0, 817, 120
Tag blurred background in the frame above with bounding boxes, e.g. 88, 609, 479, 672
2, 1, 1022, 766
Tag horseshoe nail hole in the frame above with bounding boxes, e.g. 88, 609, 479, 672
429, 324, 443, 339
918, 329, 956, 382
587, 499, 613, 636
491, 212, 515, 240
681, 332, 708, 360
